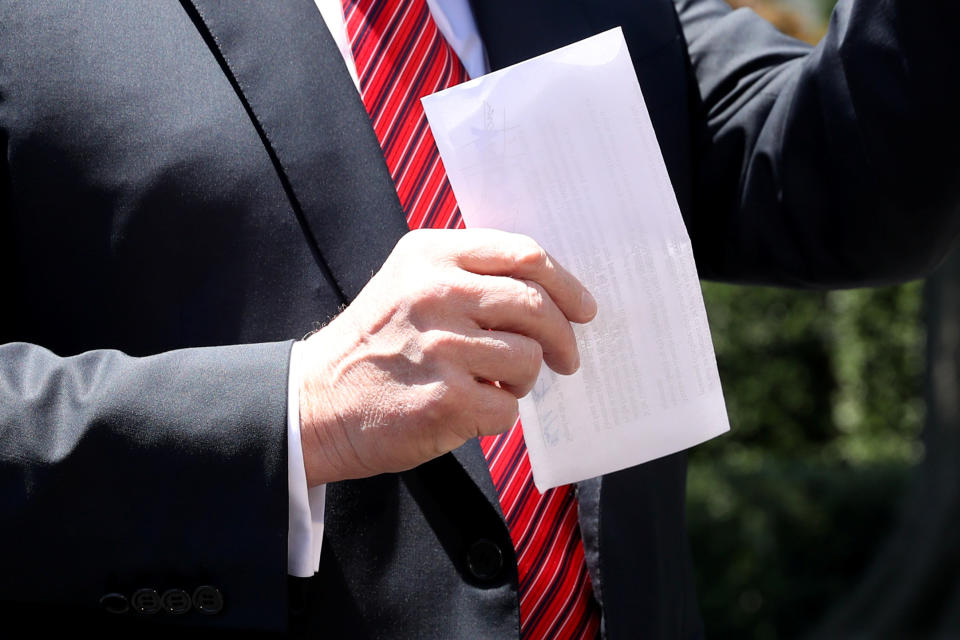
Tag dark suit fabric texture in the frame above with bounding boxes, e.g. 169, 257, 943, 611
0, 0, 957, 637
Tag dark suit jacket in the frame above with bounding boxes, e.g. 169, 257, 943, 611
1, 0, 957, 637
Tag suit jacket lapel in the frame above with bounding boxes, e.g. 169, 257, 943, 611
450, 438, 504, 519
181, 0, 409, 302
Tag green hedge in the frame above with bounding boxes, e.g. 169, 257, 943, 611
687, 281, 924, 638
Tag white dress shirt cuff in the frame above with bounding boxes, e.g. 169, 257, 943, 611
287, 340, 326, 577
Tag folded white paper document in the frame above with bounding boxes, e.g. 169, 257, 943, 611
422, 27, 730, 491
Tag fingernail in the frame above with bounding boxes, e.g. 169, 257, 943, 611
581, 289, 598, 317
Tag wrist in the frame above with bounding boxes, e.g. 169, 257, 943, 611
297, 323, 367, 486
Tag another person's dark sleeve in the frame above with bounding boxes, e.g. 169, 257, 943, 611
674, 0, 960, 288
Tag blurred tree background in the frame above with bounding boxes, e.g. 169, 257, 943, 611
686, 1, 960, 637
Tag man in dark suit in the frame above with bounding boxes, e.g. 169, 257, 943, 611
0, 0, 957, 637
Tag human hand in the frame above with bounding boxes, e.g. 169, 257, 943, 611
297, 228, 597, 486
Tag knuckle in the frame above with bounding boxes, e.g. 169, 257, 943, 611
520, 280, 548, 317
512, 237, 548, 271
444, 373, 473, 402
410, 274, 463, 315
389, 231, 432, 277
495, 394, 520, 427
507, 376, 536, 400
397, 229, 441, 261
421, 379, 458, 423
522, 339, 544, 377
433, 391, 459, 422
418, 278, 454, 305
395, 230, 419, 254
445, 378, 484, 437
403, 228, 430, 246
420, 330, 459, 358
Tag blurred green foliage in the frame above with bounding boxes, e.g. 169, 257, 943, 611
815, 0, 839, 22
687, 282, 925, 638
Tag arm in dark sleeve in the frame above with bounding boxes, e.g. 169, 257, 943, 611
675, 0, 960, 287
0, 340, 293, 632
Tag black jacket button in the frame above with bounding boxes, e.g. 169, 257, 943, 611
162, 589, 192, 615
192, 585, 224, 615
131, 588, 162, 615
466, 538, 504, 581
99, 593, 129, 615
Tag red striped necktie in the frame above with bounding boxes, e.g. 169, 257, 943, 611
342, 2, 601, 637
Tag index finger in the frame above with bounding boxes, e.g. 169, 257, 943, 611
447, 229, 598, 324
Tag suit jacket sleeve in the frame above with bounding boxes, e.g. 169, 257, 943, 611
674, 0, 960, 288
0, 339, 293, 632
